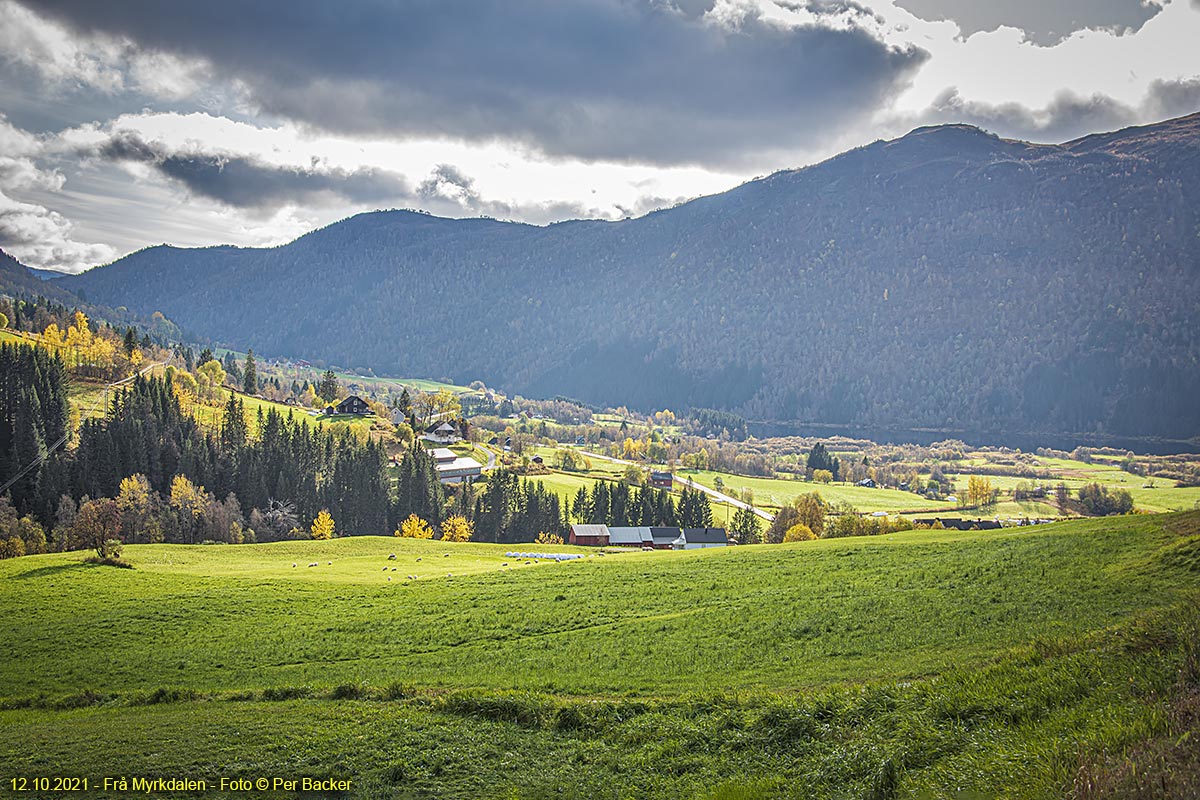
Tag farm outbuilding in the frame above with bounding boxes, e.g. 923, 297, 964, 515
568, 524, 610, 546
427, 448, 481, 484
607, 527, 653, 547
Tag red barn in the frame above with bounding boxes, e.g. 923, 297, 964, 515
568, 524, 610, 546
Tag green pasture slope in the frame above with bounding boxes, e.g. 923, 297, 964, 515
1, 514, 1198, 798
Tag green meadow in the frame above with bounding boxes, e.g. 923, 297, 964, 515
1, 513, 1198, 798
680, 469, 946, 514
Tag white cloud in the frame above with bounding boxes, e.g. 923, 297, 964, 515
0, 0, 212, 101
0, 187, 115, 269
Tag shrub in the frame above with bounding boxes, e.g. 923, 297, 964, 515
783, 524, 816, 542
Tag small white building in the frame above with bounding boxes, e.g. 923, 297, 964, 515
427, 447, 481, 484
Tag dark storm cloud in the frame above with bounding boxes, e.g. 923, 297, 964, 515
17, 0, 927, 167
893, 0, 1164, 46
913, 77, 1200, 144
90, 131, 410, 209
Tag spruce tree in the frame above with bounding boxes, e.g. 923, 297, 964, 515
243, 349, 257, 395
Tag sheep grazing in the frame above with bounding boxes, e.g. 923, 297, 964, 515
443, 553, 450, 558
387, 553, 396, 560
391, 567, 397, 571
416, 557, 422, 562
292, 563, 297, 568
308, 562, 318, 567
387, 577, 392, 581
327, 561, 332, 565
502, 562, 508, 567
382, 567, 388, 572
447, 573, 452, 578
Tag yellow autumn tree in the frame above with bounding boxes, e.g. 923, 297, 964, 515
440, 515, 473, 542
783, 523, 817, 542
534, 532, 564, 545
966, 475, 995, 508
169, 475, 206, 518
116, 473, 161, 543
311, 509, 335, 540
168, 474, 208, 544
396, 514, 433, 539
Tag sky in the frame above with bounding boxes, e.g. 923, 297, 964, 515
1, 0, 1199, 272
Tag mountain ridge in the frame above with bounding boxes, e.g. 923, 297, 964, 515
59, 113, 1200, 439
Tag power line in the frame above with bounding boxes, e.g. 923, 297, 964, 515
0, 361, 163, 498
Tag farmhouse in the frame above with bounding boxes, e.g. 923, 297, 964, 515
649, 527, 682, 549
675, 528, 730, 549
327, 395, 371, 415
568, 524, 610, 546
427, 447, 481, 484
649, 471, 674, 489
424, 421, 462, 444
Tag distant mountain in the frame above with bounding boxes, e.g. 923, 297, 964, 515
61, 113, 1200, 440
1, 249, 182, 341
26, 267, 69, 281
0, 250, 78, 303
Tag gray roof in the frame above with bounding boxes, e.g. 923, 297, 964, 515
649, 527, 681, 544
570, 524, 610, 539
682, 527, 729, 544
607, 526, 652, 544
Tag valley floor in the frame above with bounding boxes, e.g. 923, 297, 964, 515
1, 513, 1198, 798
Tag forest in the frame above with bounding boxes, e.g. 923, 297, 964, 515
58, 113, 1200, 440
0, 339, 712, 557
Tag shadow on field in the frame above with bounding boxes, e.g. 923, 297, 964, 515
11, 562, 93, 580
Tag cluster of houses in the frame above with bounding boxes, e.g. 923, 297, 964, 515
568, 524, 729, 549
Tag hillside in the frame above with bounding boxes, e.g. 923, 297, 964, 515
61, 113, 1200, 440
1, 514, 1197, 797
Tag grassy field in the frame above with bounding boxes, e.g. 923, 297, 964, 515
948, 459, 1200, 514
681, 469, 949, 515
1, 513, 1197, 798
189, 388, 377, 436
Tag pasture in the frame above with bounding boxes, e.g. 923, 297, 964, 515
1, 512, 1197, 798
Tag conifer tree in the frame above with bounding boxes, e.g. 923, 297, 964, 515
243, 349, 257, 395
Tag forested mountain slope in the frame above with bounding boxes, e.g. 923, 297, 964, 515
61, 113, 1200, 439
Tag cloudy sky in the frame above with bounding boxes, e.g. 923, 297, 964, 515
2, 0, 1199, 272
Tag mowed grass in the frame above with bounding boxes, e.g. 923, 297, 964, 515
1, 513, 1198, 798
